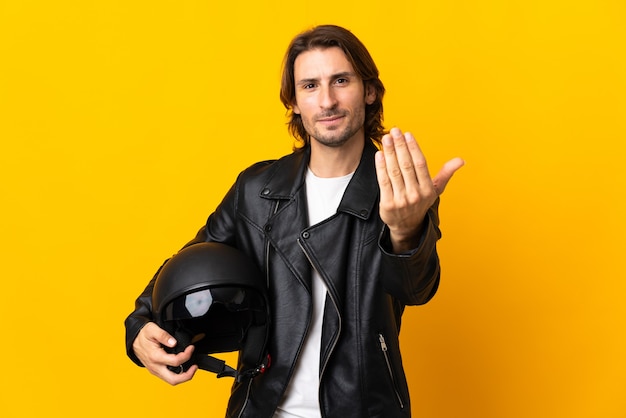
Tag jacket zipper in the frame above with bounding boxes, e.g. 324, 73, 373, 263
297, 238, 342, 417
297, 239, 342, 377
236, 378, 255, 418
265, 200, 281, 288
378, 333, 405, 409
238, 200, 279, 418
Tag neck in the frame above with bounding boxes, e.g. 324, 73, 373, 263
308, 138, 364, 178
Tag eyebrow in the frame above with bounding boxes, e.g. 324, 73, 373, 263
296, 71, 356, 86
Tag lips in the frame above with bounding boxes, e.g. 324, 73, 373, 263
317, 114, 345, 124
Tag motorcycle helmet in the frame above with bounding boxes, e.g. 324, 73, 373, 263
152, 242, 271, 381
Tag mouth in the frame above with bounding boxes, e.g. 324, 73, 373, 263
317, 114, 345, 125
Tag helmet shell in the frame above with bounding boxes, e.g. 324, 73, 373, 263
152, 242, 268, 355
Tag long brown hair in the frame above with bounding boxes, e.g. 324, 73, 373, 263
280, 25, 386, 150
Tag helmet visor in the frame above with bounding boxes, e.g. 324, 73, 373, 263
163, 286, 266, 353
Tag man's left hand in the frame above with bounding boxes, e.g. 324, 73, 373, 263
375, 127, 464, 253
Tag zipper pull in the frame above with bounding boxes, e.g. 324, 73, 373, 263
378, 334, 388, 351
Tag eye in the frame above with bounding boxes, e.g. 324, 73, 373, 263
335, 78, 348, 85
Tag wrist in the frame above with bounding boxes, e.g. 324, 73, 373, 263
389, 223, 424, 254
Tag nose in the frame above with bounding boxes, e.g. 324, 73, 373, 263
319, 85, 338, 110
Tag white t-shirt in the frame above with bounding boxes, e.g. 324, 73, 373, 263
273, 168, 353, 418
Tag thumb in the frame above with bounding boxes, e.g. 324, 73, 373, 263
146, 322, 177, 348
432, 157, 465, 195
158, 330, 177, 348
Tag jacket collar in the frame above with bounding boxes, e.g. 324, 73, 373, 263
260, 141, 380, 221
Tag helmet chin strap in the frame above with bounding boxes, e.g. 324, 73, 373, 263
166, 328, 270, 382
197, 352, 271, 382
195, 354, 238, 378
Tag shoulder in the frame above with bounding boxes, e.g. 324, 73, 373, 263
237, 150, 307, 188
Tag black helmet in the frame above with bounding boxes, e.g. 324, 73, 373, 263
152, 242, 271, 381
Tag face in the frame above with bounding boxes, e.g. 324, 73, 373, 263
292, 47, 376, 148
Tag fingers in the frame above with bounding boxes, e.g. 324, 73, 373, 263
376, 127, 463, 253
147, 321, 177, 348
133, 322, 197, 385
432, 157, 465, 195
380, 128, 422, 195
377, 127, 464, 197
402, 131, 432, 188
169, 364, 198, 385
152, 344, 197, 385
375, 149, 392, 204
377, 127, 432, 197
160, 346, 198, 386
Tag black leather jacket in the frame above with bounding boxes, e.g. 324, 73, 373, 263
125, 141, 441, 418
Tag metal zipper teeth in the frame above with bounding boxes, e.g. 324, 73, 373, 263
378, 333, 405, 409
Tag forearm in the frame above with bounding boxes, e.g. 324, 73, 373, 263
124, 274, 158, 366
124, 181, 240, 365
124, 225, 209, 366
378, 201, 442, 305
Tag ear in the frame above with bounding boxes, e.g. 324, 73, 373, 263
365, 83, 376, 105
292, 101, 301, 115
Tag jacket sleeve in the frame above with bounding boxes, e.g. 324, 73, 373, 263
123, 266, 159, 367
123, 225, 210, 366
377, 198, 442, 306
123, 180, 240, 366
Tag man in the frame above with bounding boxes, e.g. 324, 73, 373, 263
125, 24, 464, 417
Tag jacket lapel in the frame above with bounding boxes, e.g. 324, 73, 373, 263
259, 149, 312, 291
256, 142, 380, 303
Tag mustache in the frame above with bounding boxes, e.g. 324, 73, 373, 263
316, 110, 347, 119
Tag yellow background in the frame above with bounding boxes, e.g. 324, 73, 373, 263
1, 0, 624, 417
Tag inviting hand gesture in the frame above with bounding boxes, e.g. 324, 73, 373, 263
375, 127, 464, 253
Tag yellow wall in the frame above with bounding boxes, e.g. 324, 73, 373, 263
1, 1, 624, 417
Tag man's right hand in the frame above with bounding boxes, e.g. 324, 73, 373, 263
132, 322, 198, 385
